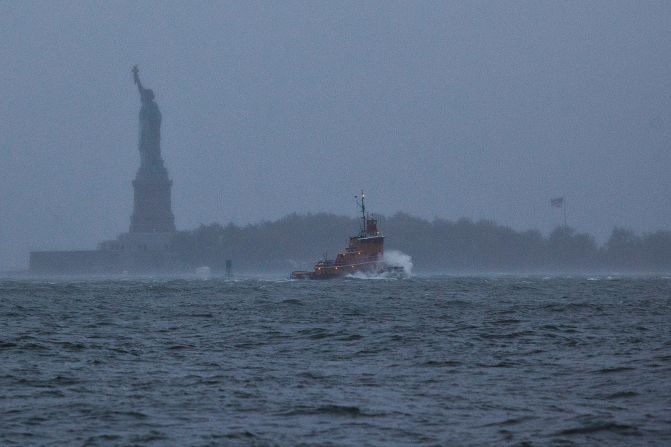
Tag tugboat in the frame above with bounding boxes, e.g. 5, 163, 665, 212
290, 192, 403, 279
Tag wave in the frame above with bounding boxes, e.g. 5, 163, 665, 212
383, 250, 413, 276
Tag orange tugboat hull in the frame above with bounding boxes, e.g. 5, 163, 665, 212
290, 261, 402, 279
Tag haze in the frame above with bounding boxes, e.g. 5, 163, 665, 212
1, 1, 670, 270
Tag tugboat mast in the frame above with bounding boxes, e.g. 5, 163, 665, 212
360, 190, 366, 234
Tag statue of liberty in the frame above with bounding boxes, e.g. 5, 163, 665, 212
128, 65, 175, 234
132, 65, 164, 170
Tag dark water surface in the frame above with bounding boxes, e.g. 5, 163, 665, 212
1, 276, 670, 446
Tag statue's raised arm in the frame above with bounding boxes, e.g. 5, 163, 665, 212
132, 65, 144, 93
132, 65, 155, 104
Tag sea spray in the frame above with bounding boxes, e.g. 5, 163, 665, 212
345, 251, 413, 279
195, 266, 211, 280
346, 271, 395, 280
383, 250, 413, 276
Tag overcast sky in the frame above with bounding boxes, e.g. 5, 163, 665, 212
1, 1, 670, 269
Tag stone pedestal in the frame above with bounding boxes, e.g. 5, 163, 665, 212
130, 166, 175, 233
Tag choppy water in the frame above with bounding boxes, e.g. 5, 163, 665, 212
1, 276, 670, 446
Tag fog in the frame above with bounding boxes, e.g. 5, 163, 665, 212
1, 1, 670, 270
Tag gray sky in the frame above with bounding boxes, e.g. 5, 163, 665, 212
1, 1, 670, 270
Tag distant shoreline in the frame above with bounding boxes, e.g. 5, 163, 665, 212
17, 212, 671, 274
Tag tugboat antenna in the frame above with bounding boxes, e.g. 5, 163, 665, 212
360, 190, 366, 234
355, 191, 366, 234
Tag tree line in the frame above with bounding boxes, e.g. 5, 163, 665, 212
168, 213, 671, 273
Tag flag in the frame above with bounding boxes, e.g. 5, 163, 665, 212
551, 197, 564, 207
